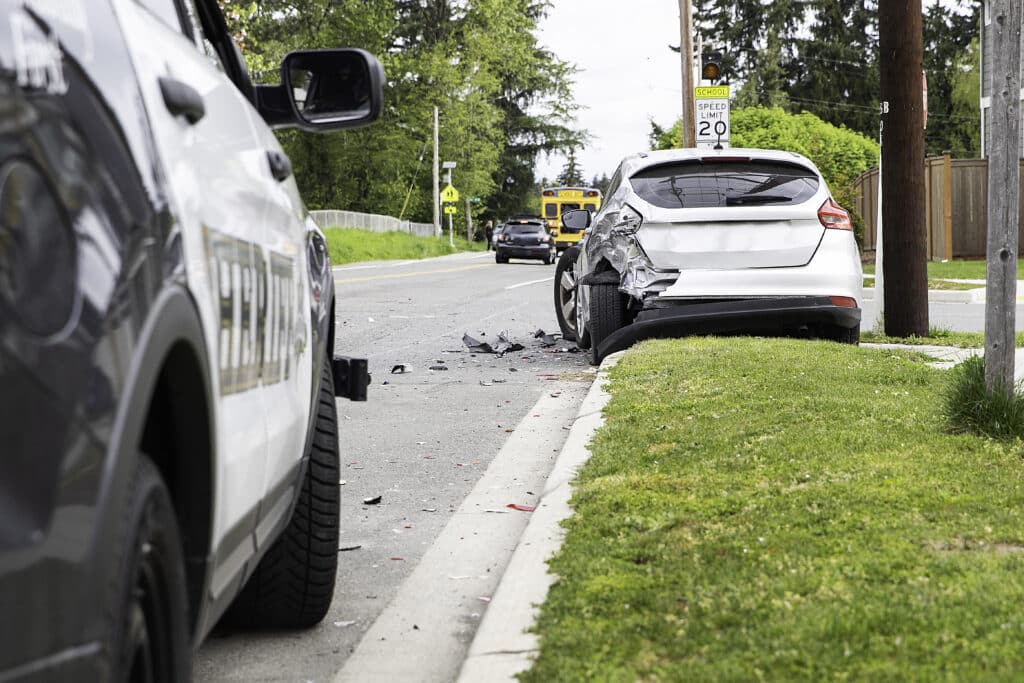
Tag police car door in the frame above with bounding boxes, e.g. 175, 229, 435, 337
112, 0, 297, 599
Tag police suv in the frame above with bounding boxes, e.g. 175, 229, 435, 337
0, 0, 380, 679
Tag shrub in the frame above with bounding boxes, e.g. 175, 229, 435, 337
942, 355, 1024, 440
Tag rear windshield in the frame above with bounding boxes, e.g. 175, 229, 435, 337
629, 161, 819, 209
506, 223, 545, 234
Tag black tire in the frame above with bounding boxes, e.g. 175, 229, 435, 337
107, 457, 191, 682
588, 283, 627, 365
225, 355, 340, 628
495, 253, 508, 264
828, 326, 860, 345
553, 246, 580, 341
542, 250, 553, 265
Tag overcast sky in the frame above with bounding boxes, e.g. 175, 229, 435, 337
532, 0, 959, 185
533, 0, 683, 184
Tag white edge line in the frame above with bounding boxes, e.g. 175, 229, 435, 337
504, 277, 553, 291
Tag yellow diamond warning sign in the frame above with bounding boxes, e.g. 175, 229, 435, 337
440, 184, 460, 203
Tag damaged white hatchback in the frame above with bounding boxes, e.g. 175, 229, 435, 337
553, 148, 863, 365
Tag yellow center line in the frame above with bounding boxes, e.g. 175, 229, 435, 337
333, 263, 492, 284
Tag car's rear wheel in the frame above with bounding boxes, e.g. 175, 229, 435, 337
495, 253, 508, 264
108, 456, 191, 683
554, 246, 580, 341
588, 283, 628, 365
224, 355, 340, 628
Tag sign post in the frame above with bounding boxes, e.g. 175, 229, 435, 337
694, 85, 730, 149
440, 183, 459, 248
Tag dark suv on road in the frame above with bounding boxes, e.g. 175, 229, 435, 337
495, 218, 556, 264
0, 0, 380, 679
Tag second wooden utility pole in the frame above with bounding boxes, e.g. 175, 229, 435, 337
878, 0, 929, 338
679, 0, 695, 147
985, 0, 1022, 394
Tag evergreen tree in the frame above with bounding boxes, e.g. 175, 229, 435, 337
922, 1, 981, 155
555, 148, 584, 186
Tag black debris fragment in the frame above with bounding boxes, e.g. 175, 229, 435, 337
539, 334, 557, 347
462, 333, 494, 354
363, 495, 382, 505
429, 365, 449, 371
533, 329, 546, 338
494, 331, 525, 356
339, 544, 362, 552
391, 364, 409, 374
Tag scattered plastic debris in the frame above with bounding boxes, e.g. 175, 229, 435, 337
506, 503, 535, 512
363, 495, 382, 505
462, 333, 494, 354
422, 507, 438, 512
479, 380, 493, 386
508, 368, 518, 373
429, 365, 449, 371
391, 364, 410, 374
339, 480, 347, 485
334, 620, 356, 628
338, 544, 362, 552
390, 557, 404, 561
484, 508, 510, 513
494, 331, 525, 356
478, 596, 491, 603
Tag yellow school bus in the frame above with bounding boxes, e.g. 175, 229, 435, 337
541, 186, 602, 252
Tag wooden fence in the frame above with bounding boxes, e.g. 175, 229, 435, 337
852, 156, 1024, 259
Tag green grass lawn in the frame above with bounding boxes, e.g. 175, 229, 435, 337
863, 258, 1024, 281
524, 337, 1024, 682
321, 227, 484, 265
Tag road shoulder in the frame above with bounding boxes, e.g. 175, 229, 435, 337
456, 353, 621, 682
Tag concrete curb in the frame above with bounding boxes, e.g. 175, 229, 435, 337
456, 353, 622, 682
861, 286, 986, 304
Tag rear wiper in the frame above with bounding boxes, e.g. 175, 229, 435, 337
725, 194, 790, 206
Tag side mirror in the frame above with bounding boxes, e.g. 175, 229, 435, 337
561, 209, 591, 232
256, 49, 384, 132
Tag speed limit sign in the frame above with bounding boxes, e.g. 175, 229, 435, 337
695, 85, 730, 149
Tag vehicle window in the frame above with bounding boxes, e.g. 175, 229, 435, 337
180, 0, 227, 73
630, 161, 820, 209
584, 203, 597, 212
137, 0, 185, 31
560, 203, 580, 213
506, 224, 545, 235
544, 204, 558, 218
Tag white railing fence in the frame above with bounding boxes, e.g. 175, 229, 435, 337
310, 210, 435, 238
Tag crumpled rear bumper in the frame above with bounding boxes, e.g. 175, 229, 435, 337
596, 296, 861, 361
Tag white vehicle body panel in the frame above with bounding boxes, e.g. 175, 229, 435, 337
658, 230, 863, 303
112, 0, 312, 597
633, 201, 829, 271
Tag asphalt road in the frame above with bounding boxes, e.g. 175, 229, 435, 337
194, 250, 592, 682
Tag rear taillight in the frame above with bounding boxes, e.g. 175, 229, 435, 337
819, 198, 852, 231
830, 296, 857, 308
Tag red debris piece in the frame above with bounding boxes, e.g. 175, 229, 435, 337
390, 557, 404, 561
506, 503, 535, 512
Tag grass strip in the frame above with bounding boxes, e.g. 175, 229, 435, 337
525, 337, 1024, 682
861, 328, 1024, 348
863, 258, 1024, 280
322, 227, 483, 265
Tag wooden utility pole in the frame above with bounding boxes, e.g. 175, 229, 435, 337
679, 0, 695, 147
985, 0, 1022, 393
432, 106, 440, 238
878, 0, 928, 337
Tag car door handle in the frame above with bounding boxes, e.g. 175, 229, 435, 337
267, 150, 292, 182
158, 77, 205, 124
